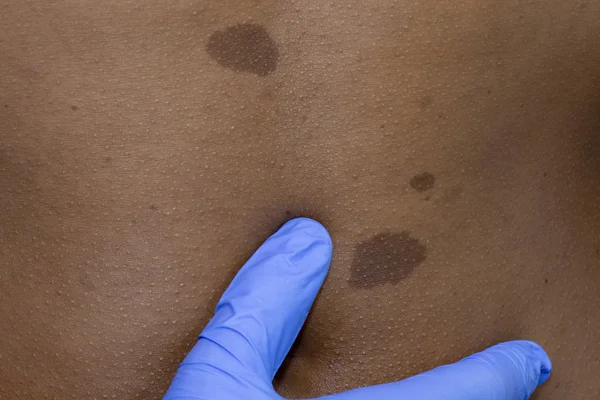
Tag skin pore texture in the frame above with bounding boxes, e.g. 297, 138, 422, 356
1, 0, 599, 399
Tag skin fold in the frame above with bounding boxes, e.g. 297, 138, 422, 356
1, 0, 599, 399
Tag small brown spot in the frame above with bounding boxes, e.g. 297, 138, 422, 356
544, 278, 549, 284
71, 105, 78, 111
258, 86, 276, 101
417, 95, 433, 110
410, 172, 435, 192
441, 183, 464, 204
206, 24, 279, 77
3, 104, 8, 108
283, 209, 300, 219
350, 231, 427, 289
149, 204, 157, 211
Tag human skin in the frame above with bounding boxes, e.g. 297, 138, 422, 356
1, 1, 599, 399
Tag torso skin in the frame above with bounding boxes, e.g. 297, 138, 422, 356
1, 1, 599, 399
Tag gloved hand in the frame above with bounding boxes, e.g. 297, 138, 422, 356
164, 218, 552, 400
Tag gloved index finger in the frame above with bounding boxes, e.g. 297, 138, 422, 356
318, 340, 552, 400
185, 218, 332, 382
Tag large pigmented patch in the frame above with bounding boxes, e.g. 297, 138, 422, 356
206, 24, 279, 77
350, 232, 427, 289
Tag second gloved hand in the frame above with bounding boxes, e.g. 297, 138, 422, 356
164, 218, 552, 400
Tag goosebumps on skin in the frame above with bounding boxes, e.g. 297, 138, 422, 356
165, 218, 551, 400
1, 1, 600, 399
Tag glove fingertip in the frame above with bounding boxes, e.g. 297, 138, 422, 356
500, 340, 553, 389
525, 340, 552, 385
281, 217, 333, 247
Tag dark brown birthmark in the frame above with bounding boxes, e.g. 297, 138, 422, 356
350, 232, 427, 289
410, 172, 435, 192
206, 23, 279, 77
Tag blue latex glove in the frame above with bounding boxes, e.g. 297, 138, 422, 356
164, 218, 552, 400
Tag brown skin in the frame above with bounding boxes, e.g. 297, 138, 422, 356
1, 1, 600, 399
